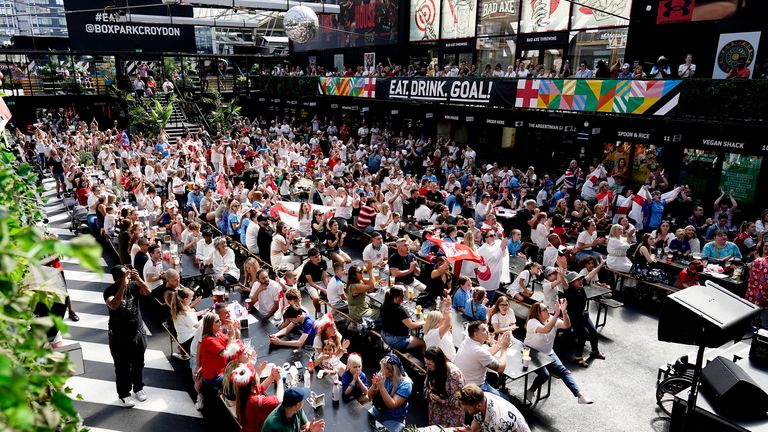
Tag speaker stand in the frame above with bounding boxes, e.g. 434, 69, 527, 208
682, 343, 706, 432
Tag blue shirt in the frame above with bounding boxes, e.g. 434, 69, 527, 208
379, 378, 412, 423
187, 191, 202, 211
422, 174, 437, 182
701, 241, 742, 260
299, 316, 317, 346
646, 199, 666, 229
240, 218, 250, 245
155, 142, 169, 158
340, 370, 367, 402
507, 239, 522, 255
452, 287, 471, 311
228, 212, 240, 236
464, 299, 487, 321
706, 223, 727, 240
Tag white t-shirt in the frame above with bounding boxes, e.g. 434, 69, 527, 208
454, 338, 499, 386
477, 393, 531, 432
491, 312, 516, 332
424, 327, 456, 361
524, 318, 557, 355
245, 220, 260, 252
510, 270, 534, 296
531, 223, 549, 249
174, 308, 199, 343
577, 230, 596, 251
541, 280, 558, 313
678, 63, 696, 78
386, 221, 400, 239
143, 260, 164, 291
375, 212, 390, 230
250, 279, 281, 316
326, 276, 346, 304
362, 243, 388, 269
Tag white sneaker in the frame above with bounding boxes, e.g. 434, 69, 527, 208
195, 394, 203, 411
578, 394, 594, 404
525, 390, 536, 402
119, 397, 135, 408
133, 390, 147, 402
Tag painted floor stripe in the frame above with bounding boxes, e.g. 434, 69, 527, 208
47, 212, 71, 223
64, 269, 114, 284
47, 227, 75, 237
68, 288, 109, 305
63, 339, 172, 371
66, 376, 201, 418
65, 312, 109, 330
86, 427, 124, 432
62, 256, 108, 266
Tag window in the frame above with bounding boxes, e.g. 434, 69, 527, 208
568, 28, 628, 73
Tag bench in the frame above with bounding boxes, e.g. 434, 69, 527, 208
605, 268, 679, 298
219, 393, 241, 429
161, 321, 190, 359
595, 298, 624, 330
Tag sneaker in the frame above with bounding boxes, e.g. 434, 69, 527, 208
578, 394, 594, 404
133, 390, 147, 402
195, 394, 203, 411
172, 352, 189, 361
69, 311, 80, 322
119, 397, 135, 408
525, 389, 536, 402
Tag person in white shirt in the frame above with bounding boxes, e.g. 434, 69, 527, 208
423, 297, 456, 361
458, 385, 531, 432
454, 321, 512, 400
524, 301, 593, 404
206, 237, 240, 291
677, 54, 696, 78
143, 244, 166, 303
414, 199, 432, 222
249, 269, 281, 319
530, 213, 550, 250
362, 232, 389, 271
195, 230, 215, 263
326, 262, 348, 307
540, 266, 566, 313
245, 212, 260, 253
542, 233, 562, 268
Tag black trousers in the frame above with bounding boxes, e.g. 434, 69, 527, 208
109, 330, 147, 399
572, 315, 599, 358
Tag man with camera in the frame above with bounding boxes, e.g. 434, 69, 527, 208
103, 265, 151, 408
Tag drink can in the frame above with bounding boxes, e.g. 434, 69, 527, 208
245, 298, 252, 311
305, 239, 310, 248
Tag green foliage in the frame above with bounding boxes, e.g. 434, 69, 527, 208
250, 76, 316, 97
108, 86, 174, 137
199, 91, 241, 131
0, 129, 102, 432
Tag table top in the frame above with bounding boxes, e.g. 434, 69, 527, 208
584, 284, 612, 301
244, 310, 374, 430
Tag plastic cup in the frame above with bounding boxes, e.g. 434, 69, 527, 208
667, 254, 673, 264
522, 356, 531, 370
245, 298, 252, 311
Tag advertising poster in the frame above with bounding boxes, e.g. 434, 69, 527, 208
712, 31, 761, 79
478, 0, 520, 36
679, 149, 718, 197
631, 143, 664, 185
333, 54, 345, 73
441, 0, 478, 39
410, 0, 442, 41
656, 0, 741, 24
519, 0, 570, 33
571, 0, 631, 30
719, 153, 762, 204
364, 52, 376, 73
295, 0, 398, 51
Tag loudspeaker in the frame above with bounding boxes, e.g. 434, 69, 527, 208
658, 283, 759, 347
701, 356, 768, 417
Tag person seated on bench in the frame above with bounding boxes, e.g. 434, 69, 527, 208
301, 247, 328, 314
389, 238, 427, 295
678, 260, 702, 289
702, 230, 742, 263
206, 237, 240, 292
452, 276, 473, 314
249, 269, 281, 320
509, 262, 541, 302
457, 384, 531, 432
268, 305, 317, 348
380, 286, 425, 355
367, 354, 413, 432
578, 256, 612, 291
326, 262, 348, 310
454, 320, 512, 401
488, 295, 517, 335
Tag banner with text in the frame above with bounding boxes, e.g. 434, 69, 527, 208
375, 77, 517, 106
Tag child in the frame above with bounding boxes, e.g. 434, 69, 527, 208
452, 276, 472, 314
317, 339, 346, 377
386, 212, 401, 240
506, 229, 525, 257
510, 262, 541, 302
340, 353, 369, 403
280, 287, 308, 330
464, 287, 488, 321
668, 228, 691, 257
278, 270, 298, 292
326, 262, 347, 308
103, 205, 117, 236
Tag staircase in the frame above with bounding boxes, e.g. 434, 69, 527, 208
165, 98, 202, 141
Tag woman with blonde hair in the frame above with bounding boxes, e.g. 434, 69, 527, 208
458, 230, 478, 278
367, 354, 413, 432
423, 297, 455, 361
241, 257, 261, 297
606, 223, 633, 273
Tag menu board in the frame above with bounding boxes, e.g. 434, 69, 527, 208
441, 0, 478, 39
477, 0, 520, 36
519, 0, 570, 33
719, 153, 762, 204
410, 0, 442, 40
570, 0, 631, 30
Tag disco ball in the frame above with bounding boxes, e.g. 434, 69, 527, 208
284, 5, 318, 44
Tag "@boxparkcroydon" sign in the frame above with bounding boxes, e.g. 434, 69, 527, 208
375, 77, 517, 106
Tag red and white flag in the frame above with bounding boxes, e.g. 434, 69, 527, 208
629, 186, 651, 229
426, 235, 483, 264
581, 165, 606, 200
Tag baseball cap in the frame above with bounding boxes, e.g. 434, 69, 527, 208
283, 387, 310, 406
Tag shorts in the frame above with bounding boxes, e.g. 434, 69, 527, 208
381, 332, 410, 351
53, 172, 65, 183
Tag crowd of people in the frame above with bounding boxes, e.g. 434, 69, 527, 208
16, 107, 768, 432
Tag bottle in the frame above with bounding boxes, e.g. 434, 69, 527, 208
308, 356, 314, 374
304, 369, 311, 388
332, 379, 340, 407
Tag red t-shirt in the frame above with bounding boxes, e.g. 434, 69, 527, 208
241, 393, 280, 432
200, 332, 228, 379
678, 268, 699, 289
76, 188, 91, 206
